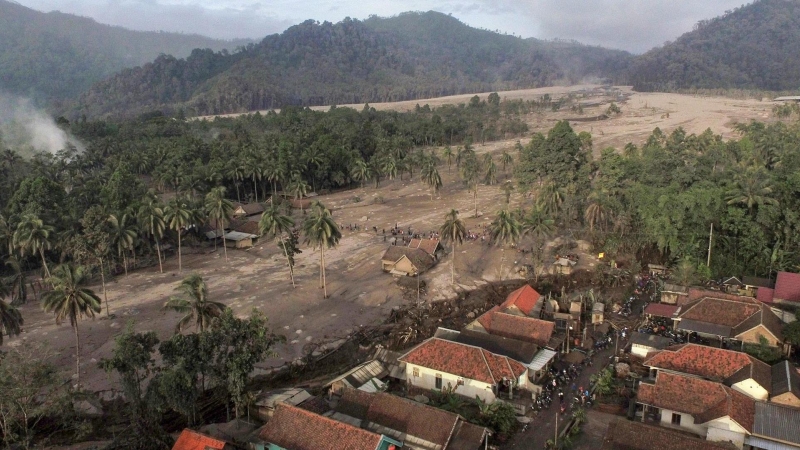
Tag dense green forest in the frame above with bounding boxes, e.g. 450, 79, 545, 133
628, 0, 800, 92
68, 12, 632, 119
0, 0, 249, 104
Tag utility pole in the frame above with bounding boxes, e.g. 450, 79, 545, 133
554, 412, 558, 448
707, 222, 713, 267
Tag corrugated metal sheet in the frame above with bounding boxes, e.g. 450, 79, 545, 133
746, 435, 800, 450
326, 360, 388, 391
528, 349, 557, 372
753, 402, 800, 445
677, 318, 732, 337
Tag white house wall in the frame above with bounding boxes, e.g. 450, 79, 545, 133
405, 363, 496, 403
731, 379, 769, 400
705, 418, 747, 449
658, 408, 707, 436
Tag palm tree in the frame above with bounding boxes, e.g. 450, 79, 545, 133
726, 169, 779, 213
259, 205, 296, 287
484, 160, 498, 185
459, 153, 481, 217
226, 163, 246, 203
350, 158, 371, 189
422, 163, 443, 200
584, 194, 608, 232
163, 274, 227, 332
164, 197, 193, 272
500, 181, 515, 205
302, 201, 341, 299
523, 205, 555, 281
137, 191, 166, 273
287, 176, 310, 212
0, 297, 23, 346
13, 214, 54, 278
108, 213, 137, 275
442, 146, 454, 173
490, 210, 522, 280
382, 157, 398, 181
41, 264, 101, 387
500, 150, 513, 172
539, 181, 564, 217
439, 209, 466, 285
205, 186, 234, 262
0, 213, 14, 257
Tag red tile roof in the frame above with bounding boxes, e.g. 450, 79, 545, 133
757, 287, 775, 303
678, 296, 761, 328
601, 419, 737, 450
172, 429, 228, 450
643, 303, 679, 318
644, 344, 768, 386
476, 307, 554, 346
637, 373, 754, 432
408, 238, 441, 256
398, 338, 526, 385
775, 272, 800, 302
500, 285, 541, 316
259, 404, 383, 450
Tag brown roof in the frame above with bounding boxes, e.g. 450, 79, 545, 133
235, 202, 264, 216
601, 419, 737, 450
231, 219, 261, 236
637, 372, 754, 432
408, 238, 442, 256
643, 303, 679, 318
732, 303, 783, 341
336, 389, 488, 449
172, 429, 228, 450
644, 344, 770, 390
678, 296, 772, 336
775, 271, 800, 302
499, 285, 541, 316
259, 404, 383, 450
381, 246, 435, 273
398, 338, 526, 385
476, 307, 554, 347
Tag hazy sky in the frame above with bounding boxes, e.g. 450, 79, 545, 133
17, 0, 748, 53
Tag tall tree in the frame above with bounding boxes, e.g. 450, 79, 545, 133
137, 191, 166, 273
500, 149, 513, 172
0, 297, 23, 346
164, 197, 193, 273
204, 186, 233, 262
13, 214, 53, 278
302, 201, 341, 299
108, 213, 137, 275
259, 205, 297, 287
442, 146, 454, 173
459, 151, 481, 217
422, 163, 443, 200
490, 209, 522, 280
40, 264, 101, 387
162, 274, 228, 332
439, 209, 466, 285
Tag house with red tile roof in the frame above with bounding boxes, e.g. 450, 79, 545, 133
172, 429, 233, 450
636, 372, 755, 449
398, 337, 528, 403
407, 238, 444, 260
498, 285, 542, 317
467, 306, 558, 349
258, 403, 401, 450
675, 296, 783, 347
643, 344, 771, 400
381, 246, 436, 276
601, 419, 737, 450
331, 388, 489, 450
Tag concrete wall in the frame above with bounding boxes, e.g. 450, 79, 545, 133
731, 379, 769, 400
632, 343, 656, 358
406, 363, 496, 403
706, 418, 747, 449
394, 257, 416, 276
658, 409, 706, 436
736, 326, 780, 346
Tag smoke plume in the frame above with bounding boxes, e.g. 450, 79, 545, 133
0, 93, 85, 157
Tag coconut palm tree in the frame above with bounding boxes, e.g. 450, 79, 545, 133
137, 191, 166, 273
484, 160, 498, 186
164, 197, 194, 273
13, 214, 54, 278
259, 205, 296, 287
490, 209, 522, 280
500, 181, 515, 205
539, 181, 564, 217
287, 176, 310, 212
0, 296, 23, 346
163, 274, 227, 332
107, 213, 137, 275
205, 186, 234, 262
725, 169, 779, 213
584, 194, 609, 232
41, 264, 101, 387
442, 146, 454, 173
439, 209, 466, 285
422, 163, 443, 200
350, 158, 371, 189
0, 213, 14, 257
302, 201, 341, 299
500, 149, 513, 172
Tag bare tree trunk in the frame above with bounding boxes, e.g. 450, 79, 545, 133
280, 237, 295, 287
178, 231, 182, 273
156, 238, 163, 273
451, 244, 456, 285
39, 249, 50, 278
322, 246, 327, 298
75, 322, 80, 388
122, 252, 128, 276
99, 257, 109, 316
220, 227, 228, 261
474, 187, 478, 217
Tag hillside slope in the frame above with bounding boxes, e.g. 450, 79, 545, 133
628, 0, 800, 91
70, 12, 632, 119
0, 0, 249, 103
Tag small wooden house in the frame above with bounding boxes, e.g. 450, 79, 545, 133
223, 231, 258, 249
380, 246, 435, 276
592, 302, 605, 324
660, 283, 689, 305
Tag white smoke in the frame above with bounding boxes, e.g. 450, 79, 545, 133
0, 93, 85, 157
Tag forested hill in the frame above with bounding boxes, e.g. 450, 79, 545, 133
69, 12, 632, 119
0, 0, 250, 103
628, 0, 800, 92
